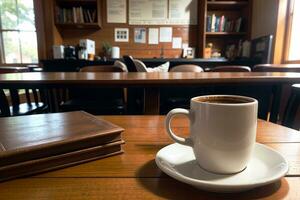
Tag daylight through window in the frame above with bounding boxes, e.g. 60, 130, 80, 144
0, 0, 38, 64
287, 0, 300, 61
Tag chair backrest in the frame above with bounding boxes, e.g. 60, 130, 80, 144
0, 89, 10, 117
80, 65, 125, 72
123, 55, 138, 72
0, 66, 29, 73
253, 64, 300, 72
282, 84, 300, 130
170, 64, 204, 72
27, 64, 43, 72
133, 59, 149, 72
114, 60, 128, 72
209, 66, 251, 72
75, 65, 125, 101
0, 66, 40, 111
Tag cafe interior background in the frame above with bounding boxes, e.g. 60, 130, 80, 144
0, 0, 299, 127
1, 0, 300, 128
1, 0, 300, 198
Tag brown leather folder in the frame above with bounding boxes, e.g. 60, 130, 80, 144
0, 140, 125, 182
0, 111, 124, 166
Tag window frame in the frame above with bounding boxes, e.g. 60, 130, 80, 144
284, 0, 300, 63
0, 0, 40, 66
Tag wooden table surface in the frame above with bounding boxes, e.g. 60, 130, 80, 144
1, 115, 300, 199
1, 72, 300, 116
1, 72, 300, 85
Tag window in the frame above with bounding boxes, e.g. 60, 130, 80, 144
0, 0, 38, 64
285, 0, 300, 62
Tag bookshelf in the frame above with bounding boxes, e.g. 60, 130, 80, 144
48, 0, 251, 59
53, 0, 101, 29
199, 0, 252, 58
207, 1, 248, 9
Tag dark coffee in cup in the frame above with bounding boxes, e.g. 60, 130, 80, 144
194, 96, 253, 104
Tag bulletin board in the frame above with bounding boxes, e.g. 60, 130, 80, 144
107, 0, 198, 25
129, 0, 198, 25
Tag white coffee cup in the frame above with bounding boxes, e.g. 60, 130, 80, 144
165, 95, 258, 174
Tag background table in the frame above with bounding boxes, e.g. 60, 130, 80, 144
0, 115, 300, 199
1, 72, 300, 119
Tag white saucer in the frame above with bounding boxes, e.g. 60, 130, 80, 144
155, 143, 288, 193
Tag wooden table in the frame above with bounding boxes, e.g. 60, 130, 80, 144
1, 72, 300, 118
1, 115, 300, 199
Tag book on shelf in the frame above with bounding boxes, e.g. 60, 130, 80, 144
235, 17, 242, 32
206, 14, 243, 33
219, 15, 225, 32
207, 15, 212, 32
211, 14, 216, 32
55, 6, 97, 24
0, 111, 125, 181
215, 16, 220, 32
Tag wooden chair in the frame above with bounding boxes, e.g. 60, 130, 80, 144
253, 64, 300, 72
208, 65, 251, 72
0, 90, 10, 117
170, 64, 204, 72
27, 64, 44, 72
79, 65, 124, 72
61, 65, 126, 115
122, 56, 143, 114
160, 65, 205, 114
282, 84, 300, 130
253, 64, 300, 124
0, 67, 46, 117
207, 65, 277, 120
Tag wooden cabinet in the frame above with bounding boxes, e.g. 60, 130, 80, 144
198, 0, 252, 57
53, 0, 102, 29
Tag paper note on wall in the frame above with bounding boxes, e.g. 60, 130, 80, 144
107, 0, 127, 23
168, 0, 198, 25
148, 28, 159, 44
129, 0, 168, 25
172, 37, 182, 49
134, 28, 146, 43
182, 43, 189, 49
160, 27, 172, 42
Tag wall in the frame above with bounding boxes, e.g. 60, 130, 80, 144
251, 0, 288, 64
251, 0, 278, 39
49, 0, 198, 59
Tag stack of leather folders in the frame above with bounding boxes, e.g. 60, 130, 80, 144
0, 111, 124, 181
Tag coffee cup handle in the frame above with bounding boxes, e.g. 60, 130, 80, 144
165, 108, 193, 146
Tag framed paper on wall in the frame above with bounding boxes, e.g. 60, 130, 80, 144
115, 28, 129, 42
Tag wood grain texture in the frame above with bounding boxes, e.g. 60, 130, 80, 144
0, 177, 298, 199
1, 72, 300, 86
28, 142, 300, 178
99, 116, 300, 142
0, 112, 123, 160
1, 72, 299, 115
0, 115, 299, 199
253, 64, 300, 72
